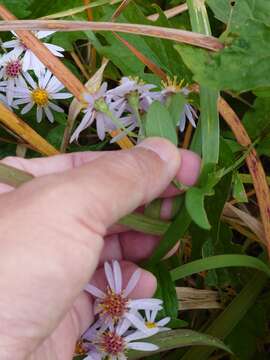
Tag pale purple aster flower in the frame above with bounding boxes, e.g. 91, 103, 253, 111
13, 69, 72, 123
84, 319, 158, 360
85, 260, 163, 330
135, 309, 170, 333
70, 83, 135, 142
107, 76, 161, 112
0, 58, 28, 105
1, 31, 64, 76
161, 78, 198, 132
179, 103, 198, 132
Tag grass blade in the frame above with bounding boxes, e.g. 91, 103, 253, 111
170, 254, 270, 281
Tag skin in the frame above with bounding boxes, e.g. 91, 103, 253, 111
0, 138, 201, 360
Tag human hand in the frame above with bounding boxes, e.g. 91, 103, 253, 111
0, 138, 200, 360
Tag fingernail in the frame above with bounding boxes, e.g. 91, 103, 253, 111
137, 137, 180, 164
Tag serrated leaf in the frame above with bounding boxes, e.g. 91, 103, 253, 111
186, 187, 211, 230
146, 101, 177, 145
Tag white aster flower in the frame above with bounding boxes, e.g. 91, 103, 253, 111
1, 31, 64, 76
178, 103, 198, 132
13, 69, 72, 123
71, 83, 135, 142
84, 318, 158, 360
0, 58, 28, 105
135, 309, 170, 333
85, 260, 163, 330
107, 76, 161, 112
161, 76, 198, 132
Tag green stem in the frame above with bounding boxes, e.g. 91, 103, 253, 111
187, 0, 220, 165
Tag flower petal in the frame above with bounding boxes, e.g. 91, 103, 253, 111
112, 260, 122, 294
123, 269, 141, 297
127, 341, 158, 351
104, 261, 115, 291
84, 284, 105, 299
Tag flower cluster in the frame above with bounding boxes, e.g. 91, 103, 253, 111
76, 260, 170, 360
0, 31, 72, 122
0, 31, 197, 143
71, 76, 198, 143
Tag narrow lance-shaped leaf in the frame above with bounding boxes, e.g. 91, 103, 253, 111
170, 254, 270, 281
145, 101, 178, 145
128, 329, 232, 359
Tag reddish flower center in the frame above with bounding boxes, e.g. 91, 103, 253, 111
99, 288, 128, 320
5, 59, 22, 78
100, 331, 125, 355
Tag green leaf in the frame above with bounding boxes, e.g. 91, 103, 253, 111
207, 0, 270, 29
175, 18, 270, 93
0, 0, 34, 18
145, 101, 177, 145
166, 93, 186, 127
87, 2, 191, 82
28, 0, 82, 18
148, 201, 191, 264
181, 272, 267, 360
186, 187, 211, 230
170, 255, 270, 281
128, 329, 232, 359
242, 98, 270, 140
119, 213, 169, 236
154, 263, 178, 319
232, 172, 248, 203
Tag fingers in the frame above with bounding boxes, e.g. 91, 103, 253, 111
36, 137, 181, 232
161, 149, 201, 197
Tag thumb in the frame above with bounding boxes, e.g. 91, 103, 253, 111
51, 137, 181, 234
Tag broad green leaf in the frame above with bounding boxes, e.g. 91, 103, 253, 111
242, 98, 270, 140
170, 255, 270, 281
181, 272, 268, 360
145, 101, 177, 145
175, 18, 270, 92
128, 329, 232, 359
207, 0, 270, 29
186, 187, 211, 230
0, 0, 34, 18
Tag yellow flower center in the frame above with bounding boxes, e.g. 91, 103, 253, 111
32, 88, 49, 106
161, 76, 186, 93
145, 321, 157, 329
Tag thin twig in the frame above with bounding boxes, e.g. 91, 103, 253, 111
148, 3, 188, 21
70, 51, 90, 79
182, 122, 193, 149
0, 20, 223, 51
0, 102, 59, 156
